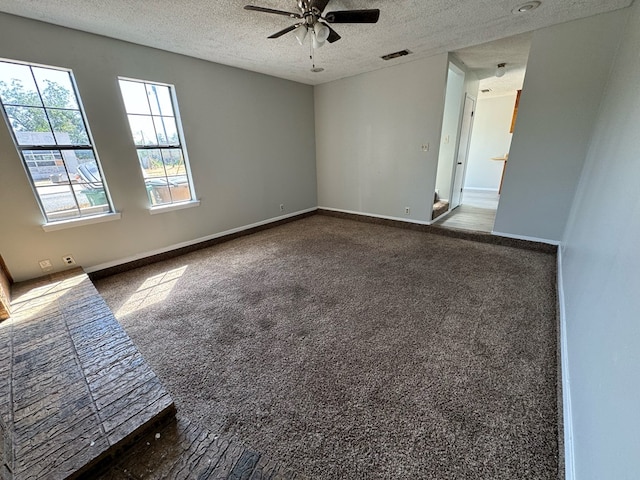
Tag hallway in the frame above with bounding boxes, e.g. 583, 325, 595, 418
434, 190, 498, 232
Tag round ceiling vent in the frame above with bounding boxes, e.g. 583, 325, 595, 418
512, 1, 541, 14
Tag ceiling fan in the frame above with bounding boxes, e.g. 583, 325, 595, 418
244, 0, 380, 49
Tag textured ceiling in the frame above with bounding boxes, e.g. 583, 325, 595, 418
455, 32, 532, 97
0, 0, 633, 85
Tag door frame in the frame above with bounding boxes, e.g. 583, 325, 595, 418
449, 93, 476, 209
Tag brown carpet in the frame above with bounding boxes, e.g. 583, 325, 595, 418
94, 215, 558, 479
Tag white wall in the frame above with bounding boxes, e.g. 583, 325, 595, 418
0, 13, 317, 281
435, 65, 465, 201
464, 93, 516, 191
315, 55, 448, 223
493, 10, 627, 242
560, 1, 640, 478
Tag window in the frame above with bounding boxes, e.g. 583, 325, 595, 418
0, 60, 114, 223
118, 78, 195, 208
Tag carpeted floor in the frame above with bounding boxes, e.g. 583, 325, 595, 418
94, 215, 559, 479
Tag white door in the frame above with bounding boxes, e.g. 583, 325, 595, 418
450, 95, 475, 208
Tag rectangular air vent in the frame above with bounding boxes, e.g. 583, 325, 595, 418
381, 49, 412, 61
481, 88, 492, 93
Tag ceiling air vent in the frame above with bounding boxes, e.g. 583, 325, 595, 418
381, 49, 412, 61
481, 88, 492, 93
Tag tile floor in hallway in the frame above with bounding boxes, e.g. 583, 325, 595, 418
434, 189, 499, 233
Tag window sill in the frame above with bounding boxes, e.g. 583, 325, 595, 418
149, 200, 200, 215
42, 212, 122, 232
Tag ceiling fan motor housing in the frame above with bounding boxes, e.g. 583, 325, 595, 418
299, 0, 320, 25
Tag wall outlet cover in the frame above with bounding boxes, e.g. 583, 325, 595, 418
62, 255, 76, 265
39, 259, 53, 271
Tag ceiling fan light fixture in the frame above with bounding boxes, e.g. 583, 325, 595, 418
314, 22, 330, 42
295, 25, 308, 45
495, 63, 507, 77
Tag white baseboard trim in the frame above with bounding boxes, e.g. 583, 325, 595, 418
463, 187, 500, 193
557, 246, 576, 480
84, 207, 317, 273
318, 206, 432, 226
491, 230, 561, 246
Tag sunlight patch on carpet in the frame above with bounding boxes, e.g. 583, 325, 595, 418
116, 265, 187, 317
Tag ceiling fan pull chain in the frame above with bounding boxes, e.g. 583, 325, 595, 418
309, 38, 324, 72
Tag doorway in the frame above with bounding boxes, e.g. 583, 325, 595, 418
435, 33, 531, 233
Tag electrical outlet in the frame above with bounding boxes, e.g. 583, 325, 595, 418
39, 259, 53, 271
405, 207, 410, 215
280, 204, 284, 212
421, 143, 429, 152
62, 255, 76, 266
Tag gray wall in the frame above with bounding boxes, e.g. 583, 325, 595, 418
0, 13, 317, 281
560, 1, 640, 478
315, 55, 448, 223
493, 10, 626, 242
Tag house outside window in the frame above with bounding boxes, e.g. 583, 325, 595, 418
0, 59, 114, 223
118, 78, 195, 208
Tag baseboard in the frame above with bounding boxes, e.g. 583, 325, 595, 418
557, 246, 575, 480
318, 206, 432, 226
491, 230, 561, 246
85, 207, 317, 274
463, 187, 499, 193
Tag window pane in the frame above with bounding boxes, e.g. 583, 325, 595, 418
162, 148, 186, 176
22, 149, 64, 185
127, 115, 157, 146
48, 109, 89, 145
137, 149, 166, 178
146, 84, 173, 116
166, 175, 191, 202
4, 106, 54, 144
0, 62, 42, 107
162, 116, 179, 144
35, 185, 80, 220
145, 177, 172, 206
65, 150, 102, 186
153, 116, 168, 145
73, 184, 109, 213
32, 67, 79, 109
119, 80, 150, 115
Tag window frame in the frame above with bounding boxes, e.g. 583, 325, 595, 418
117, 76, 197, 211
0, 58, 116, 226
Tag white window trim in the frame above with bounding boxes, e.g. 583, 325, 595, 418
117, 76, 197, 208
42, 212, 121, 232
149, 199, 200, 215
